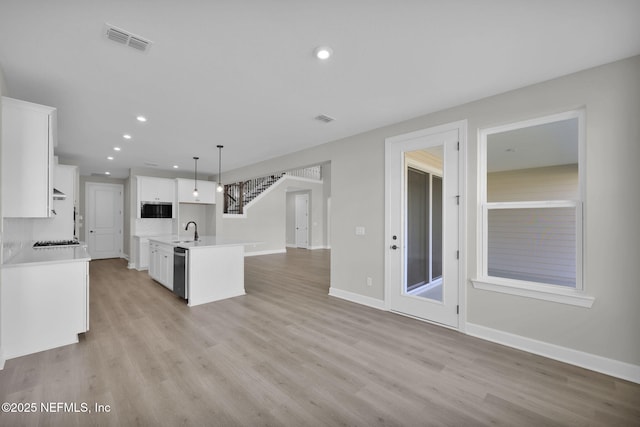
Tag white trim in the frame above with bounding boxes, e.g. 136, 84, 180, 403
85, 182, 124, 260
309, 245, 329, 250
329, 287, 386, 311
244, 249, 286, 257
384, 119, 468, 331
466, 323, 640, 384
471, 278, 595, 307
477, 109, 587, 302
127, 262, 135, 269
286, 243, 296, 248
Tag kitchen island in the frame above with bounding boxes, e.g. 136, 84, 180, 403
147, 236, 259, 307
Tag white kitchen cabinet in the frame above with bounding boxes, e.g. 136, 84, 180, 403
138, 176, 175, 203
1, 96, 57, 218
149, 241, 173, 290
177, 178, 216, 204
1, 260, 89, 359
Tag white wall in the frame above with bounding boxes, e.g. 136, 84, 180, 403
219, 55, 640, 371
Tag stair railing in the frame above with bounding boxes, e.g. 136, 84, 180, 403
223, 165, 322, 214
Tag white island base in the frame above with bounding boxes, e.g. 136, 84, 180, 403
187, 244, 246, 307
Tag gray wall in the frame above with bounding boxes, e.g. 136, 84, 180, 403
0, 63, 6, 358
219, 55, 640, 367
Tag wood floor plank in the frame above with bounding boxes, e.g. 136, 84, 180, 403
0, 249, 638, 426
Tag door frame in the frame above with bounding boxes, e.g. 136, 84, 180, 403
85, 182, 124, 259
384, 120, 467, 331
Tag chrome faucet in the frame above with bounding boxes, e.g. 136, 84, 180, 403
185, 221, 199, 241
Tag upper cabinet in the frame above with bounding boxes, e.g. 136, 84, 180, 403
177, 178, 216, 204
138, 176, 175, 203
1, 96, 57, 218
137, 176, 176, 218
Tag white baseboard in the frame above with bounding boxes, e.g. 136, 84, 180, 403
328, 287, 386, 310
466, 323, 640, 384
244, 249, 287, 257
309, 245, 330, 250
127, 262, 135, 269
286, 243, 296, 248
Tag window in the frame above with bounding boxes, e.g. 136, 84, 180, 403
472, 110, 594, 307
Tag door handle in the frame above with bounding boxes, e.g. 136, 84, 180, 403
90, 230, 94, 233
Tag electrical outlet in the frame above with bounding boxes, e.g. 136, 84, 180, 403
366, 277, 372, 287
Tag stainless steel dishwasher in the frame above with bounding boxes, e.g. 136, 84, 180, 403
173, 246, 188, 299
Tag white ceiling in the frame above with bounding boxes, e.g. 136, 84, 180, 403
1, 1, 639, 179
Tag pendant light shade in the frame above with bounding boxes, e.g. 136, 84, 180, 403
192, 156, 199, 197
216, 145, 224, 193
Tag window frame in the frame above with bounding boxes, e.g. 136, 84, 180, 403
472, 110, 594, 308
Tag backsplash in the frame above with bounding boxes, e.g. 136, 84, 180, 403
134, 218, 174, 237
2, 218, 33, 263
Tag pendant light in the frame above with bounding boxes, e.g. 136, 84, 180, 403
192, 156, 199, 197
216, 145, 224, 192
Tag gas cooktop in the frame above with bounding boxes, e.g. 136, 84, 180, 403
33, 239, 81, 248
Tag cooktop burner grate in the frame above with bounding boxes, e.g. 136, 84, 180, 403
33, 240, 81, 248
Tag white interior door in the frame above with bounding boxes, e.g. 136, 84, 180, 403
295, 193, 309, 248
86, 182, 123, 259
385, 124, 462, 328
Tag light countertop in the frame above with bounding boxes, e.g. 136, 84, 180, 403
147, 235, 260, 250
2, 244, 91, 268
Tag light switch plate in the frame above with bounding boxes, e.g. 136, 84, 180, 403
355, 226, 365, 235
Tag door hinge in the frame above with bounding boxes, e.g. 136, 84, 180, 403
457, 305, 459, 314
456, 250, 459, 259
456, 141, 459, 151
456, 195, 460, 205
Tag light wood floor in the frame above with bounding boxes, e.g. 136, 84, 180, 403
1, 249, 638, 426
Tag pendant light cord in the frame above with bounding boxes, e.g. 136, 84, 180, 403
193, 156, 199, 193
217, 145, 224, 192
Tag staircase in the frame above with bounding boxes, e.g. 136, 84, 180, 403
223, 166, 322, 214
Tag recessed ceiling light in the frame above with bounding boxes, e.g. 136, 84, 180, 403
114, 147, 121, 151
123, 134, 132, 140
173, 165, 179, 169
314, 46, 333, 60
136, 115, 147, 122
105, 171, 111, 175
107, 156, 114, 160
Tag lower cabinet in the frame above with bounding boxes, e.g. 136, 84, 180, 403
149, 242, 173, 290
1, 261, 89, 359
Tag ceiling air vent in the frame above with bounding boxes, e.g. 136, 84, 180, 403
105, 24, 152, 53
315, 114, 336, 123
143, 161, 159, 167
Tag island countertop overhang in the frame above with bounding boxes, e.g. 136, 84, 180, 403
147, 235, 261, 250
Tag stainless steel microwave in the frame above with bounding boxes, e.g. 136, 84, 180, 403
140, 202, 172, 218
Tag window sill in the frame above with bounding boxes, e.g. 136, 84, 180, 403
471, 278, 595, 308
